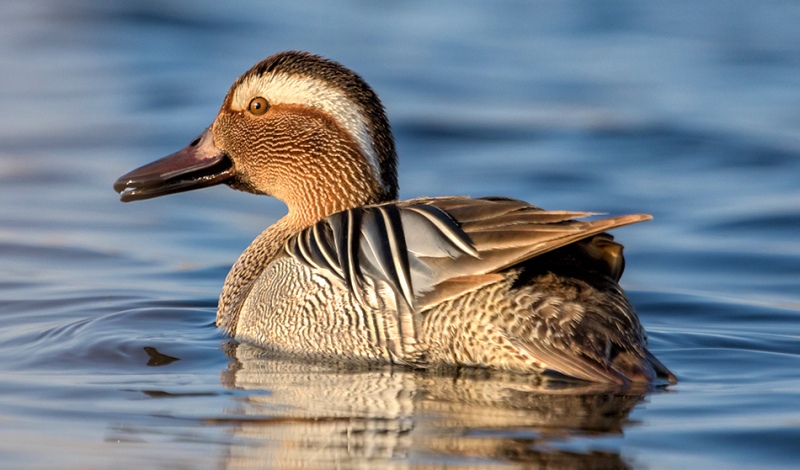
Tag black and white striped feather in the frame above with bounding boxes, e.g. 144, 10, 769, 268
284, 196, 651, 313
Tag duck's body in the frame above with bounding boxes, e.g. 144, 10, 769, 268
115, 51, 675, 385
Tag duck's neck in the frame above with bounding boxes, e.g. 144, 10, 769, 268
285, 192, 384, 229
278, 153, 391, 228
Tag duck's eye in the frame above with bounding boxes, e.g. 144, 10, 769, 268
248, 97, 269, 115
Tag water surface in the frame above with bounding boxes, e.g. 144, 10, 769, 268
2, 1, 800, 468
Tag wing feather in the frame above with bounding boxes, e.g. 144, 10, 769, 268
285, 197, 651, 314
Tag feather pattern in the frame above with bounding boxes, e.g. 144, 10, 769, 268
285, 196, 651, 315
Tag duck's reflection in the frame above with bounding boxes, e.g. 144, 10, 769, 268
215, 342, 650, 469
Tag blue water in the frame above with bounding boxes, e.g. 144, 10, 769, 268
2, 1, 799, 468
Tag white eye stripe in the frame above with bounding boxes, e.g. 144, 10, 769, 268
232, 73, 383, 191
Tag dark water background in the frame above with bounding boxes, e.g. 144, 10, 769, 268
2, 1, 799, 468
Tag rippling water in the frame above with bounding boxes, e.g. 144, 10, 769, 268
2, 1, 799, 468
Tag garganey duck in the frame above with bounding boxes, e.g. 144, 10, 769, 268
115, 51, 675, 385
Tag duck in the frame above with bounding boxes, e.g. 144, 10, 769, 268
114, 51, 675, 385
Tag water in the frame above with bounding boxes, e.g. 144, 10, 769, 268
2, 1, 799, 468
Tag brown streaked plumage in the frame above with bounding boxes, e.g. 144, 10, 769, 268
114, 51, 675, 385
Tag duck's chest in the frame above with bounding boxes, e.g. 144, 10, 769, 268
233, 257, 418, 364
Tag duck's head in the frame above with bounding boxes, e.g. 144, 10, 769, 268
114, 51, 398, 222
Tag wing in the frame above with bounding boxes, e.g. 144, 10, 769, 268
283, 196, 651, 313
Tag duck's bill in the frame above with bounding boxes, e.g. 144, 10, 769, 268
114, 127, 234, 202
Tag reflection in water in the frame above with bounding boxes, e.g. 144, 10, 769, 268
213, 343, 650, 469
143, 346, 181, 366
